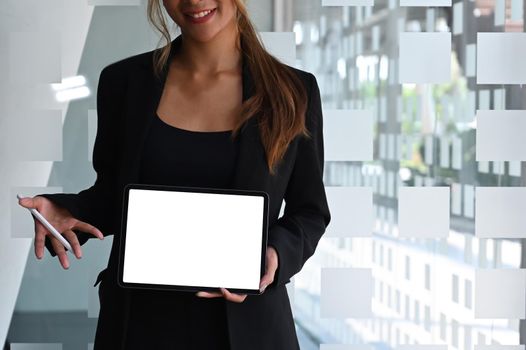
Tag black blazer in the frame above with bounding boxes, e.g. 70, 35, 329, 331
39, 34, 331, 350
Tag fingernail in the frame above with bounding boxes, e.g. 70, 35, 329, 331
260, 284, 267, 293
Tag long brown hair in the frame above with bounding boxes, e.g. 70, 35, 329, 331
147, 0, 309, 176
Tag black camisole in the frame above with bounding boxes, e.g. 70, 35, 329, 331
124, 113, 239, 349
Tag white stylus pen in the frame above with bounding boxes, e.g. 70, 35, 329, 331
17, 194, 73, 252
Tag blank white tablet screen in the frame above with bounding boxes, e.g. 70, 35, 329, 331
122, 188, 265, 290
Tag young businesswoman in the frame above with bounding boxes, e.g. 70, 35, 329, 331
18, 0, 331, 349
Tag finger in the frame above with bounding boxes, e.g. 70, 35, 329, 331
196, 291, 223, 298
49, 235, 70, 269
62, 229, 82, 259
259, 257, 278, 292
220, 288, 247, 303
259, 272, 274, 293
18, 196, 39, 209
71, 220, 104, 240
34, 219, 47, 259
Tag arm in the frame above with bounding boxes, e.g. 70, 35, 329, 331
38, 65, 124, 257
267, 72, 331, 287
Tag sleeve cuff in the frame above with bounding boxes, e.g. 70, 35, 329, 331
267, 223, 296, 287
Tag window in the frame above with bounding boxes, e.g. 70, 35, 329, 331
465, 279, 472, 309
424, 305, 431, 332
477, 332, 486, 345
414, 300, 420, 324
405, 255, 411, 280
286, 0, 525, 347
440, 313, 447, 341
387, 284, 392, 308
452, 319, 459, 348
372, 240, 376, 263
388, 247, 393, 271
465, 325, 472, 350
405, 295, 410, 319
452, 274, 459, 303
396, 289, 401, 313
425, 263, 431, 290
380, 243, 384, 267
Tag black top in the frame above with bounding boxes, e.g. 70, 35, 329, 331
139, 113, 239, 188
126, 113, 239, 349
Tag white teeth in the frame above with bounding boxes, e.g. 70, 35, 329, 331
190, 9, 212, 18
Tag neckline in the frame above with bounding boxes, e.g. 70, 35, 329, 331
155, 113, 233, 134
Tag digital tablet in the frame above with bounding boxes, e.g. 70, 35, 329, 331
117, 183, 269, 295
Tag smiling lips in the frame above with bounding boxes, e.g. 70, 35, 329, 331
184, 8, 216, 23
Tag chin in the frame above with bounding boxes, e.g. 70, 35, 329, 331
183, 30, 219, 43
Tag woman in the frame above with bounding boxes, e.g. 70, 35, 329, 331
18, 0, 331, 349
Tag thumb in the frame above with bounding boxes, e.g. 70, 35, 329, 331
259, 272, 273, 292
18, 196, 35, 208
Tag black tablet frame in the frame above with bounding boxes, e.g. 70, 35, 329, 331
117, 183, 269, 295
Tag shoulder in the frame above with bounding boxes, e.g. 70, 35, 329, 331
281, 64, 322, 138
98, 49, 156, 84
281, 63, 321, 113
282, 63, 317, 91
280, 64, 321, 116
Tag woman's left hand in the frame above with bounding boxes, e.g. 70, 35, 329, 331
195, 245, 279, 303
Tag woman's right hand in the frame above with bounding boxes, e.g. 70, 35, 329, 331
18, 195, 104, 269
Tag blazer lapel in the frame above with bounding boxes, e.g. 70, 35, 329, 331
119, 34, 270, 192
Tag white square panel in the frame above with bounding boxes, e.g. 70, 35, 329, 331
476, 187, 526, 238
324, 110, 374, 161
398, 345, 447, 350
400, 0, 451, 6
322, 0, 374, 5
477, 33, 526, 84
88, 0, 140, 5
321, 268, 373, 318
398, 187, 450, 238
475, 269, 526, 319
9, 32, 61, 84
325, 187, 373, 237
476, 345, 524, 350
476, 110, 526, 161
6, 110, 62, 161
322, 346, 374, 350
259, 32, 295, 66
399, 32, 451, 83
11, 345, 62, 350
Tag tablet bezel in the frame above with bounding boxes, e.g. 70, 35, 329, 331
117, 183, 269, 295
